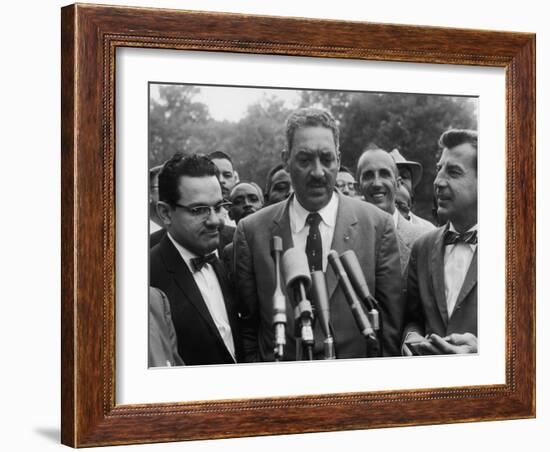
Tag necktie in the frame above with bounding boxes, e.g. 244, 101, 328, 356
191, 253, 218, 272
443, 230, 477, 246
306, 212, 323, 272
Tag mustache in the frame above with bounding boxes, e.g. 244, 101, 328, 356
307, 176, 329, 186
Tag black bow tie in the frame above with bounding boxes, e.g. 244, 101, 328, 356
190, 253, 218, 272
444, 230, 477, 246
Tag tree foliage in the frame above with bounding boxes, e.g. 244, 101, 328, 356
149, 85, 477, 219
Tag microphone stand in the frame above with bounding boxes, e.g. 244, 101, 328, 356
271, 236, 286, 361
282, 248, 314, 361
311, 271, 335, 359
291, 283, 314, 360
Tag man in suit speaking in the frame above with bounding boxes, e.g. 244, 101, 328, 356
403, 129, 478, 355
150, 153, 241, 365
234, 107, 403, 361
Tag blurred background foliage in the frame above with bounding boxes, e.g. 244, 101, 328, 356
149, 84, 477, 220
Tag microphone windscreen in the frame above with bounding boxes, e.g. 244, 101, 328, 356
282, 248, 311, 291
340, 250, 372, 298
271, 236, 283, 255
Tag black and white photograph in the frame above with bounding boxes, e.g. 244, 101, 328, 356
147, 83, 479, 367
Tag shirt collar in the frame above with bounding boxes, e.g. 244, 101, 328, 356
448, 222, 478, 233
290, 191, 339, 234
166, 232, 218, 270
392, 209, 400, 228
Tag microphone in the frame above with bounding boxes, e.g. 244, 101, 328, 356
271, 236, 286, 361
340, 250, 380, 332
310, 271, 335, 359
282, 248, 315, 359
327, 250, 375, 340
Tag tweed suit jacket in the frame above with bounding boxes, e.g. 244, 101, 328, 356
234, 192, 404, 361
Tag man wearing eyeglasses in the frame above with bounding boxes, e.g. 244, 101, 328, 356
150, 153, 242, 366
335, 165, 358, 197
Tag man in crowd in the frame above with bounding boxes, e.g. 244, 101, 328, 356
264, 163, 293, 206
209, 150, 239, 228
151, 154, 236, 253
356, 147, 427, 274
389, 148, 436, 232
234, 107, 403, 361
150, 153, 242, 365
403, 129, 478, 355
336, 165, 358, 197
222, 182, 265, 276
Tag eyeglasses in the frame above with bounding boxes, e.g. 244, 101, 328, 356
172, 201, 232, 219
336, 181, 358, 191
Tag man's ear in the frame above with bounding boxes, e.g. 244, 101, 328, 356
156, 201, 172, 228
234, 170, 240, 183
228, 207, 235, 221
281, 149, 290, 170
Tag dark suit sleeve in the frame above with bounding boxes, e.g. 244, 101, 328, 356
403, 240, 426, 339
234, 220, 260, 362
375, 215, 405, 356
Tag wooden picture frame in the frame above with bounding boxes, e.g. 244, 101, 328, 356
61, 3, 535, 447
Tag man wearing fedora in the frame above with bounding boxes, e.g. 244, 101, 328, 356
389, 148, 436, 233
356, 147, 428, 275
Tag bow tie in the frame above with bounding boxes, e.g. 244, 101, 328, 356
444, 230, 478, 246
190, 253, 217, 272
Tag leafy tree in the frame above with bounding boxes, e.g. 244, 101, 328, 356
149, 85, 211, 165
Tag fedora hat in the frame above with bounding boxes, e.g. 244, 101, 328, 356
389, 148, 423, 189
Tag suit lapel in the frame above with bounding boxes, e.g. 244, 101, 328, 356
430, 227, 449, 324
271, 198, 294, 252
160, 237, 231, 355
452, 248, 478, 315
326, 196, 358, 299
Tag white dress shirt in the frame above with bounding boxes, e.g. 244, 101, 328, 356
444, 223, 478, 316
289, 192, 339, 272
392, 209, 400, 228
150, 219, 163, 234
167, 233, 236, 360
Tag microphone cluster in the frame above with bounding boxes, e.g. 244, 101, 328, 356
270, 236, 381, 361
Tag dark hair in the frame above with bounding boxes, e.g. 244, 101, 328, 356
439, 129, 477, 150
438, 129, 478, 171
285, 107, 339, 153
264, 163, 286, 195
158, 153, 219, 205
229, 181, 265, 204
208, 150, 233, 166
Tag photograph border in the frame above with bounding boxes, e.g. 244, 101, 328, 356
61, 3, 535, 447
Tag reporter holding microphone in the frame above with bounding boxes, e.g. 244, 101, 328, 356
233, 107, 403, 361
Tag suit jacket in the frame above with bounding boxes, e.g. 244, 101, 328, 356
148, 287, 184, 367
150, 225, 235, 257
404, 225, 477, 339
395, 212, 429, 275
409, 212, 437, 234
150, 235, 243, 365
234, 193, 403, 361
